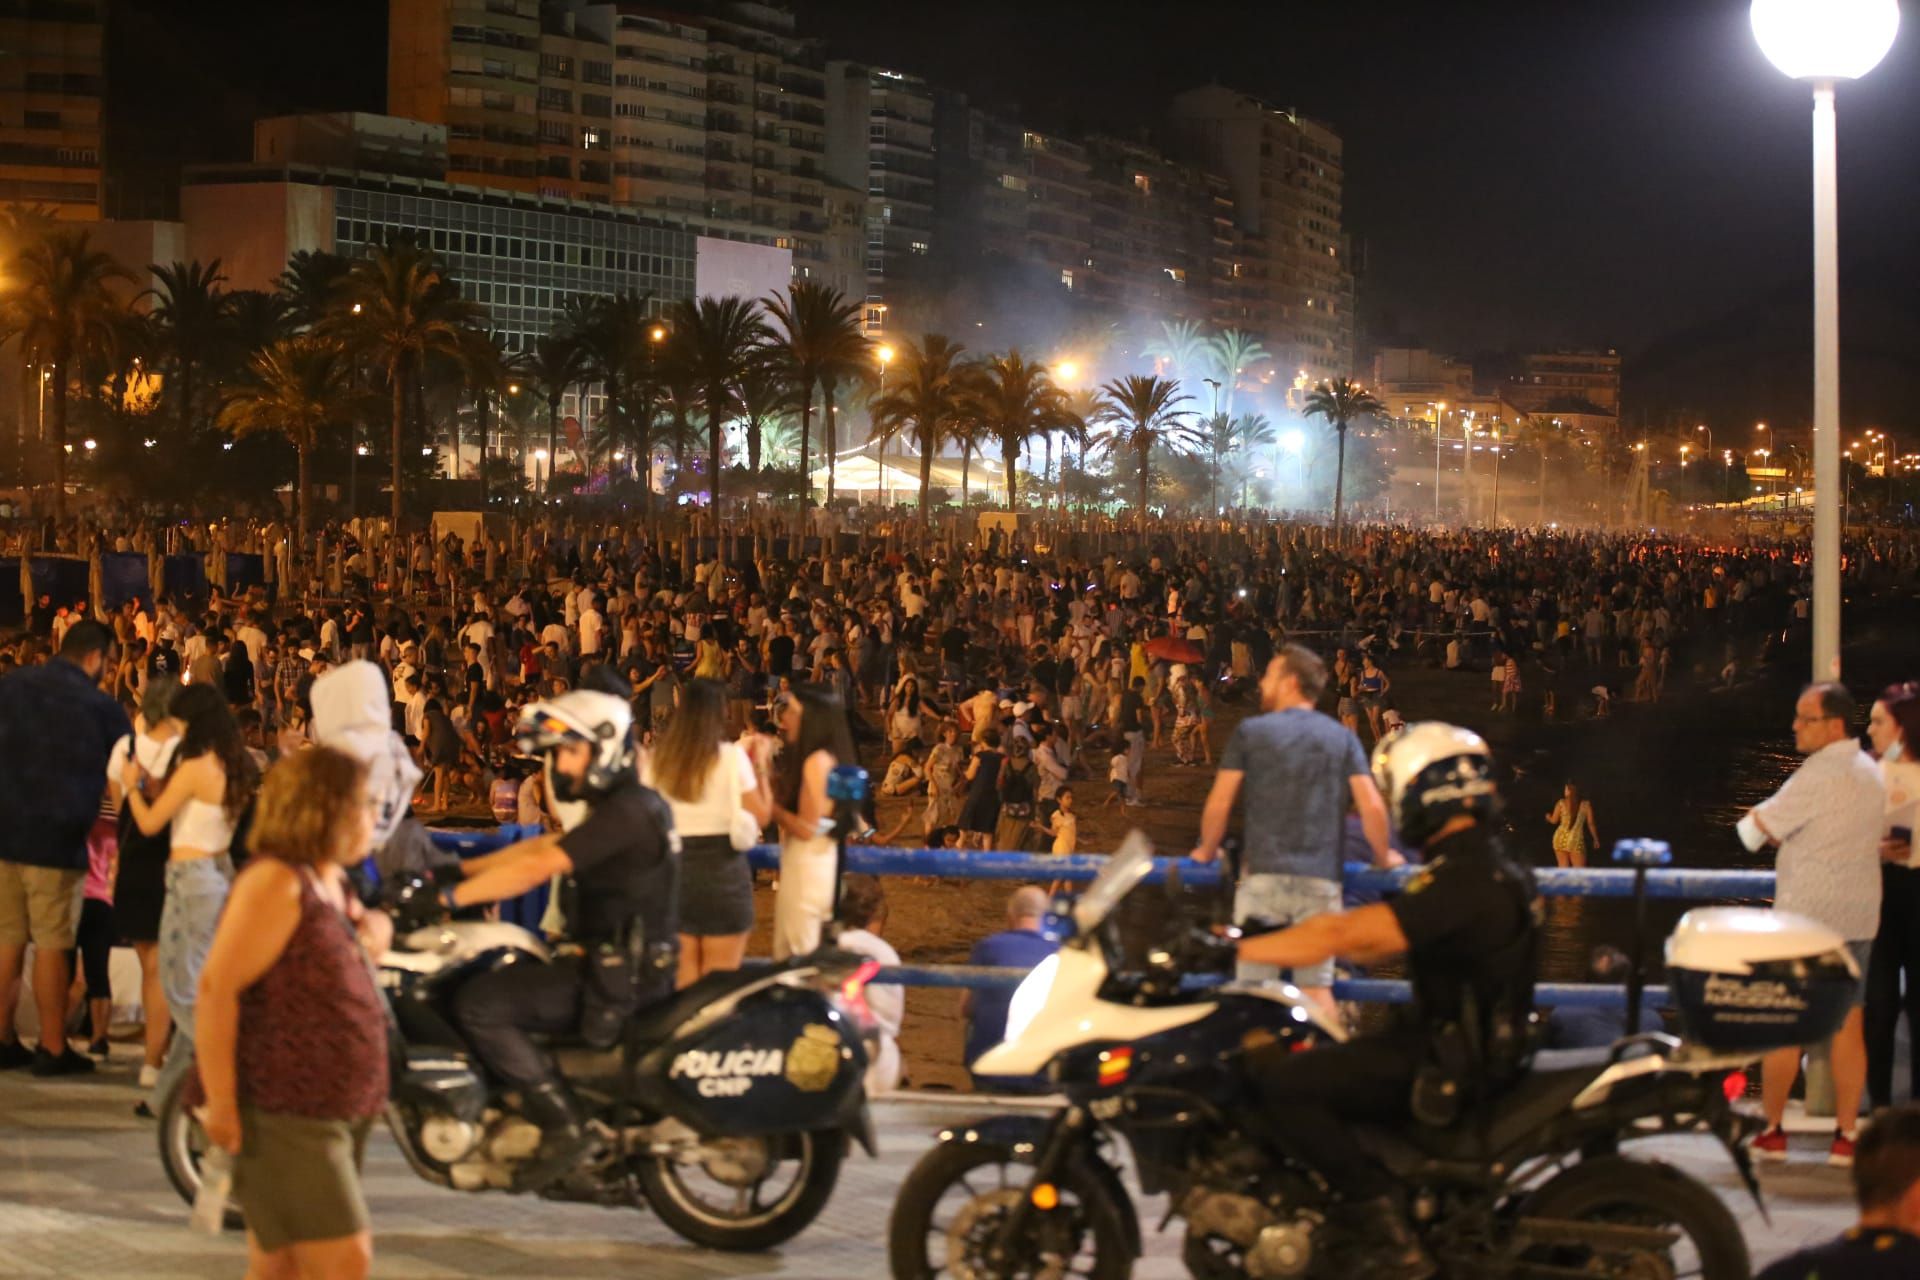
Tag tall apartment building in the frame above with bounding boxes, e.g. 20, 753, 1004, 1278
1508, 348, 1622, 419
0, 0, 104, 218
389, 0, 540, 192
1169, 85, 1356, 387
1082, 135, 1245, 334
389, 0, 855, 298
934, 96, 1089, 293
535, 11, 616, 203
824, 60, 934, 332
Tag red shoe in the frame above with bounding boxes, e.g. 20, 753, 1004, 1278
1829, 1130, 1856, 1168
1750, 1126, 1788, 1162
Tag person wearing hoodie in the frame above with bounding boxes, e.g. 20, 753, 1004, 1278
309, 661, 461, 891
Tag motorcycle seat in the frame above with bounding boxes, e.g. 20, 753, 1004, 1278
627, 964, 783, 1047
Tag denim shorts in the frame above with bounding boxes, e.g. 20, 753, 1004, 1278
1235, 872, 1342, 989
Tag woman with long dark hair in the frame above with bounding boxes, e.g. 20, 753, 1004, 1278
643, 678, 771, 985
771, 685, 854, 960
121, 682, 259, 1115
108, 676, 182, 1091
1866, 682, 1920, 1111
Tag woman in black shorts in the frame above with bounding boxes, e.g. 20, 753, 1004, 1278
640, 679, 772, 987
109, 677, 181, 1094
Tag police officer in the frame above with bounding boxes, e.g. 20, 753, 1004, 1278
437, 689, 679, 1192
1235, 722, 1539, 1280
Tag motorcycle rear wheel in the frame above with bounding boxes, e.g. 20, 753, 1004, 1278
888, 1139, 1132, 1280
636, 1128, 843, 1252
1519, 1155, 1750, 1280
155, 1067, 247, 1233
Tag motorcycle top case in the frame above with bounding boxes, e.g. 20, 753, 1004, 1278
639, 983, 867, 1137
1665, 907, 1859, 1052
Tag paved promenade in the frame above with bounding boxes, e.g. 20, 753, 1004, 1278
0, 1058, 1857, 1277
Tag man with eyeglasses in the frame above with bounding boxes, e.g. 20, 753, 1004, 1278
1739, 682, 1886, 1167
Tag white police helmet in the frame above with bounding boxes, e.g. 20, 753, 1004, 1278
1370, 721, 1500, 847
514, 689, 635, 803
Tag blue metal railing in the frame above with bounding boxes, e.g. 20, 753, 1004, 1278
427, 829, 1771, 1010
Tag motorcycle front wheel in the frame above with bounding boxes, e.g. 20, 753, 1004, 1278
154, 1068, 247, 1233
636, 1128, 844, 1252
1519, 1154, 1750, 1280
888, 1139, 1132, 1280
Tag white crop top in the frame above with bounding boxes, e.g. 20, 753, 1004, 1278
172, 795, 237, 855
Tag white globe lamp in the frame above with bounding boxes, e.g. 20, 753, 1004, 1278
1751, 0, 1898, 80
1750, 0, 1899, 681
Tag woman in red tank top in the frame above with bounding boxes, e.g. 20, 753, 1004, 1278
194, 747, 393, 1280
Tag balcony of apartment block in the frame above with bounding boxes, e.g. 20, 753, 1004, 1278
707, 113, 744, 134
776, 102, 827, 127
622, 77, 704, 103
776, 72, 825, 99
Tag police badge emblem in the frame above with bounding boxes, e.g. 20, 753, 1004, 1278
784, 1024, 841, 1092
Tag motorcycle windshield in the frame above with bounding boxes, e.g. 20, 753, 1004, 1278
1070, 830, 1155, 935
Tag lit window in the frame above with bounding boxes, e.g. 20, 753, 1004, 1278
1133, 173, 1151, 194
1060, 268, 1073, 290
910, 240, 928, 254
998, 173, 1027, 192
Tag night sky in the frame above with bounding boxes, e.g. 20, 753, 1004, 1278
110, 0, 1920, 368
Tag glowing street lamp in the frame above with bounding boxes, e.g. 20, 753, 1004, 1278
1752, 0, 1898, 678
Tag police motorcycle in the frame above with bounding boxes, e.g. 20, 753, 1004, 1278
888, 827, 1860, 1279
159, 721, 882, 1253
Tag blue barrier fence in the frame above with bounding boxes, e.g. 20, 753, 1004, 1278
426, 829, 1772, 1010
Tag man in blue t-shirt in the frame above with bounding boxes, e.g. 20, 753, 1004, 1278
1192, 644, 1395, 1012
964, 887, 1059, 1091
1757, 1105, 1920, 1280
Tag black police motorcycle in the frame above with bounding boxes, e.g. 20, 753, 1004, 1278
158, 896, 882, 1252
889, 833, 1858, 1278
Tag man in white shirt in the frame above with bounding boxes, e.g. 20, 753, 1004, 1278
832, 876, 903, 1095
459, 612, 495, 685
235, 616, 269, 674
578, 600, 606, 657
1741, 682, 1887, 1167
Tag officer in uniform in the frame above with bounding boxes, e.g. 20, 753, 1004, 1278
1235, 722, 1540, 1280
434, 689, 679, 1191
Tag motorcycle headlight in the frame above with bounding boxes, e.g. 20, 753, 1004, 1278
1001, 954, 1060, 1048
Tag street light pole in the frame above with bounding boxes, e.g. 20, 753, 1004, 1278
1752, 0, 1897, 676
1491, 428, 1503, 525
1430, 402, 1446, 520
1461, 412, 1474, 524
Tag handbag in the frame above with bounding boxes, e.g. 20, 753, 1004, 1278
728, 745, 762, 852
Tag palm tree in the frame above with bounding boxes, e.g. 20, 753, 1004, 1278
763, 282, 865, 504
670, 294, 768, 511
965, 349, 1066, 510
456, 329, 510, 504
1302, 377, 1385, 541
759, 419, 802, 469
221, 289, 290, 372
1206, 328, 1271, 416
274, 249, 352, 332
217, 336, 358, 562
1093, 374, 1196, 522
733, 350, 793, 475
5, 230, 131, 517
1142, 317, 1210, 383
1202, 412, 1276, 514
332, 239, 483, 529
869, 334, 969, 524
518, 329, 588, 495
146, 259, 229, 441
